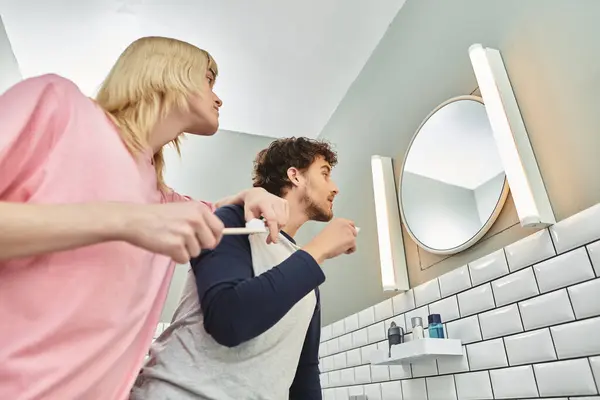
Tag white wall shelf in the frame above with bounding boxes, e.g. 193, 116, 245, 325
370, 338, 463, 365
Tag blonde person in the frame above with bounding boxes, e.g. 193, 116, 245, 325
0, 36, 288, 400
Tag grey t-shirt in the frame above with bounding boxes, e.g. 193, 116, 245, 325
130, 231, 317, 400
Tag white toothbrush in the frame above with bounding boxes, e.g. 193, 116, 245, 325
222, 227, 270, 235
222, 225, 360, 236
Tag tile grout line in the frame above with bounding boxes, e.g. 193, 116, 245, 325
587, 356, 600, 395
500, 336, 511, 368
564, 285, 579, 320
584, 245, 599, 279
545, 326, 560, 367
466, 261, 474, 288
514, 292, 527, 334
486, 370, 495, 399
528, 358, 542, 398
547, 227, 558, 255
452, 374, 459, 400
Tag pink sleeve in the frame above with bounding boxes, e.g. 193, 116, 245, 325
0, 74, 68, 198
165, 190, 215, 212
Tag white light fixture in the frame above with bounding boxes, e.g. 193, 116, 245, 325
468, 43, 555, 228
371, 155, 409, 292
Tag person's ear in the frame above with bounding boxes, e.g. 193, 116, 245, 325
287, 167, 301, 187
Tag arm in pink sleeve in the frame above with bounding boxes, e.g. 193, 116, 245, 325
0, 74, 67, 198
0, 75, 141, 260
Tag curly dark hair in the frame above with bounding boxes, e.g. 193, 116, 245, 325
252, 137, 338, 196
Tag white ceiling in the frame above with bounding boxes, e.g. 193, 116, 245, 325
0, 0, 407, 138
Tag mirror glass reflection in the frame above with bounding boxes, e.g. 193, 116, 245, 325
400, 97, 507, 254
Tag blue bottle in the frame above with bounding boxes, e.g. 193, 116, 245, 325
428, 314, 445, 338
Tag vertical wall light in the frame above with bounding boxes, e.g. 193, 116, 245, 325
468, 44, 555, 228
371, 155, 409, 292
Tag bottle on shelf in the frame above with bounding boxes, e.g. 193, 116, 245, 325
428, 314, 445, 338
411, 317, 424, 340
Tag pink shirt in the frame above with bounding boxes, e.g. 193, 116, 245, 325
0, 74, 209, 399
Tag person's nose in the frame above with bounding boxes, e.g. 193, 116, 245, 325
214, 94, 223, 108
331, 183, 339, 196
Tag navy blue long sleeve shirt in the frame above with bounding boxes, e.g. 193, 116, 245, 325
190, 205, 324, 399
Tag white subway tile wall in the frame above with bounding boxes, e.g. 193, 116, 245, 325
491, 267, 539, 307
429, 295, 460, 323
319, 203, 600, 399
504, 228, 556, 272
457, 283, 495, 317
438, 265, 471, 298
478, 304, 523, 340
413, 279, 441, 308
374, 299, 394, 322
468, 249, 508, 286
518, 289, 575, 330
465, 339, 507, 371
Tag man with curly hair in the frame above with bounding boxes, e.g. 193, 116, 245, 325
132, 137, 358, 400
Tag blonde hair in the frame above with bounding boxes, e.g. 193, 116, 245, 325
95, 36, 218, 191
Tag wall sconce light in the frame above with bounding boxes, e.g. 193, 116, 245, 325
371, 155, 409, 292
468, 43, 555, 228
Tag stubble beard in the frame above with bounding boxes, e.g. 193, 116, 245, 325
304, 193, 333, 222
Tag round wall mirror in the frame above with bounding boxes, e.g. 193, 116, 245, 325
399, 96, 509, 255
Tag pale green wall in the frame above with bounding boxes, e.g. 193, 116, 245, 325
0, 16, 21, 93
315, 0, 600, 324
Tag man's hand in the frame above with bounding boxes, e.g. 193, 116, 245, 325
302, 218, 358, 263
242, 188, 289, 244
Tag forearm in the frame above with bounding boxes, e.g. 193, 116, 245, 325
0, 201, 125, 260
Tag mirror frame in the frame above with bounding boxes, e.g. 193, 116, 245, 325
398, 95, 510, 255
